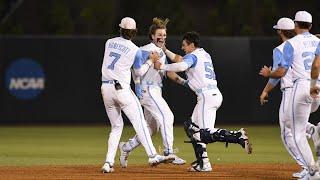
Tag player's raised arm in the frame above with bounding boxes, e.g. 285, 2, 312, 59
161, 45, 183, 62
154, 53, 196, 72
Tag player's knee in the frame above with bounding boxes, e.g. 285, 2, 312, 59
112, 122, 124, 130
284, 119, 291, 129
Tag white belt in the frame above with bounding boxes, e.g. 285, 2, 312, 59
141, 81, 163, 87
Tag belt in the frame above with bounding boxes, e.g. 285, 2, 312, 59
280, 87, 293, 92
102, 80, 115, 84
195, 84, 217, 95
141, 81, 163, 87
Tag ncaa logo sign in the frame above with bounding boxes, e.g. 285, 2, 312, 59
5, 58, 45, 100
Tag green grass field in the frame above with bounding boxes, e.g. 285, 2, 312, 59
0, 125, 308, 166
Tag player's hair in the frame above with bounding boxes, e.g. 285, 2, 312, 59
148, 17, 169, 40
120, 28, 137, 40
281, 30, 296, 39
182, 31, 200, 47
295, 21, 312, 30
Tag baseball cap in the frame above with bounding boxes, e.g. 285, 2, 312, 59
273, 18, 294, 30
294, 11, 312, 23
119, 17, 136, 30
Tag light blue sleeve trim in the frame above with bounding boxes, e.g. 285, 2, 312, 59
133, 50, 148, 69
315, 43, 320, 56
268, 78, 280, 86
183, 54, 197, 68
281, 41, 294, 69
272, 48, 282, 70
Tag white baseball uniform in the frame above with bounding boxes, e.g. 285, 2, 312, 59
101, 37, 158, 165
122, 43, 175, 155
270, 42, 306, 169
281, 32, 320, 169
161, 48, 222, 164
162, 48, 222, 131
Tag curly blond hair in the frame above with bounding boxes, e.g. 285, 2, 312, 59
148, 17, 169, 40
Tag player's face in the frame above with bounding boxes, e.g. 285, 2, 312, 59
181, 40, 193, 54
152, 29, 166, 48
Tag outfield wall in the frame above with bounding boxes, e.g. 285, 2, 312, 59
1, 36, 319, 124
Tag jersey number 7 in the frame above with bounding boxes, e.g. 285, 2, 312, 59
107, 52, 121, 70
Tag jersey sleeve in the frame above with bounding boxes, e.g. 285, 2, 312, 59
133, 49, 149, 69
280, 41, 294, 69
315, 43, 320, 56
183, 54, 198, 68
272, 48, 283, 70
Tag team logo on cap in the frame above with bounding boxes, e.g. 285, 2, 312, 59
5, 58, 45, 100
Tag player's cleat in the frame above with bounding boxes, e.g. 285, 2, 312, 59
101, 162, 114, 173
300, 168, 320, 180
238, 128, 253, 154
189, 160, 212, 172
292, 168, 308, 178
148, 154, 175, 166
165, 154, 186, 165
119, 142, 130, 168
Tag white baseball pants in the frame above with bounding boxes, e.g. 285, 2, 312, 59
123, 85, 174, 154
101, 83, 157, 165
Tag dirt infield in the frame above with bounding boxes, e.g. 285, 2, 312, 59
0, 163, 299, 180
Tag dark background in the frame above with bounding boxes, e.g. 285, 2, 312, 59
1, 0, 320, 125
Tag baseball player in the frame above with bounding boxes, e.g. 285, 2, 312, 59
259, 17, 320, 179
260, 11, 320, 179
118, 17, 186, 168
100, 17, 173, 173
154, 31, 252, 172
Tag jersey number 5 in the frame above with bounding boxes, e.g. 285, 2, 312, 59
302, 52, 315, 71
107, 52, 121, 70
204, 62, 215, 79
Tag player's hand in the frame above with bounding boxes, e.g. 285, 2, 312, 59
160, 43, 167, 52
259, 66, 272, 77
259, 91, 268, 105
154, 60, 162, 70
149, 51, 160, 63
310, 86, 320, 99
